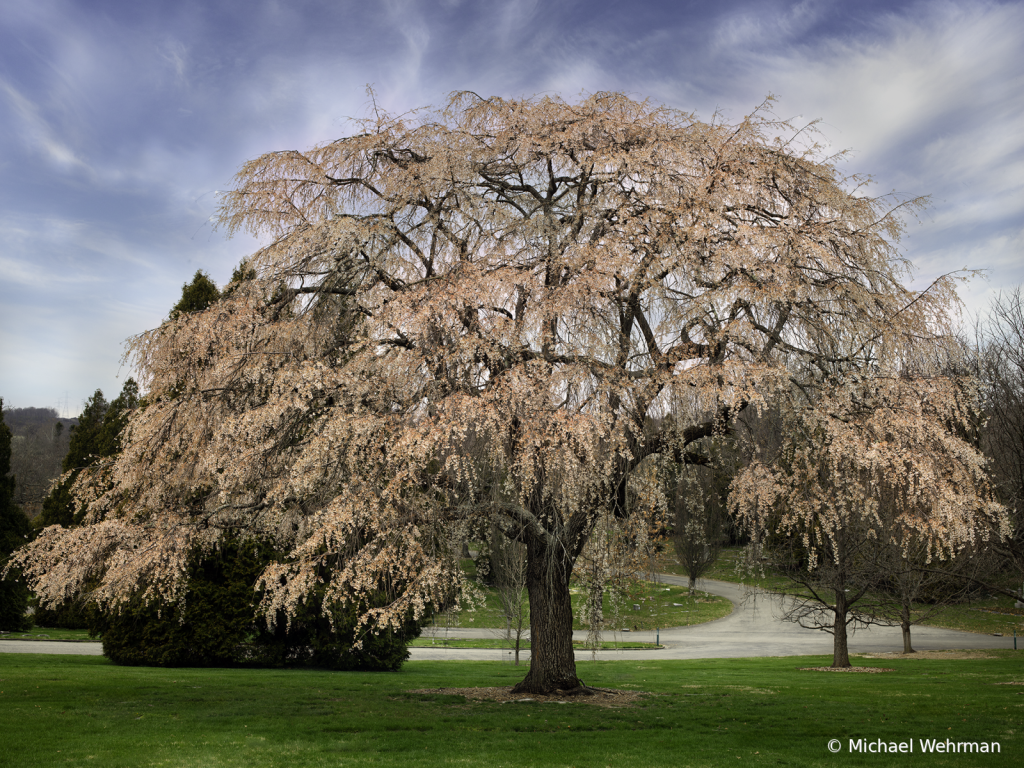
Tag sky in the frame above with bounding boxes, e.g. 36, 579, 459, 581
0, 0, 1021, 415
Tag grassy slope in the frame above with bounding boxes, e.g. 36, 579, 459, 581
661, 548, 1024, 637
0, 627, 93, 642
409, 638, 660, 649
425, 574, 733, 633
1, 652, 1021, 767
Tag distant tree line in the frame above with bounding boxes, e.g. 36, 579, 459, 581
3, 406, 73, 518
0, 399, 33, 630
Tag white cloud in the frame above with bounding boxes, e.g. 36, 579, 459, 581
711, 0, 830, 52
0, 215, 159, 278
761, 3, 1024, 162
160, 38, 189, 83
0, 78, 92, 172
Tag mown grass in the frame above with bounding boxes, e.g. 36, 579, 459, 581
435, 577, 732, 632
660, 547, 1024, 638
918, 603, 1024, 638
2, 652, 1021, 767
409, 638, 661, 650
0, 627, 93, 642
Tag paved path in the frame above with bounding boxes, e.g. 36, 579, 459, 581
412, 574, 1017, 662
1, 575, 1016, 662
0, 639, 105, 655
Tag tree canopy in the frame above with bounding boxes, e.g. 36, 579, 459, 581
9, 92, 1007, 691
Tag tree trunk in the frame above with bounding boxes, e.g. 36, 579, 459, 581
901, 602, 915, 654
832, 591, 851, 668
511, 533, 583, 694
688, 574, 696, 592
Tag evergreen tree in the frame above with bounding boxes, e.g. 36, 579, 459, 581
169, 270, 220, 319
227, 260, 257, 289
94, 380, 140, 458
94, 537, 270, 666
96, 537, 421, 670
0, 399, 32, 630
62, 390, 109, 472
37, 383, 137, 530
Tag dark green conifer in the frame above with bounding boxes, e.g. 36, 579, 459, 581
0, 399, 32, 630
169, 270, 221, 319
37, 381, 138, 530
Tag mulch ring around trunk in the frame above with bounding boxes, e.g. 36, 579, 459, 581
405, 686, 649, 707
798, 666, 896, 672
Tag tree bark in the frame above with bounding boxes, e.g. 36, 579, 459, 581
832, 590, 852, 668
901, 603, 915, 654
511, 533, 583, 694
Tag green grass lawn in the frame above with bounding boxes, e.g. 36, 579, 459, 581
409, 638, 661, 650
0, 627, 93, 642
434, 576, 732, 632
918, 603, 1024, 638
2, 652, 1021, 767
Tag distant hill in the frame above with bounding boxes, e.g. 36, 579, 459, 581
2, 406, 77, 516
3, 407, 78, 435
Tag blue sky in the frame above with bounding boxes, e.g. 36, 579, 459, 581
1, 0, 1021, 413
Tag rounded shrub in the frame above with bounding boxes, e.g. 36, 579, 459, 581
94, 538, 422, 670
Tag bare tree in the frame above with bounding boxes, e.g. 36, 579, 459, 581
489, 523, 529, 665
668, 448, 732, 592
976, 289, 1024, 595
758, 519, 889, 667
873, 532, 993, 654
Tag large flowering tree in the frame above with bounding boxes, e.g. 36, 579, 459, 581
10, 92, 1003, 692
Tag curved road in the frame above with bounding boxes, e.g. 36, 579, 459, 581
3, 574, 1013, 662
410, 574, 1016, 662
